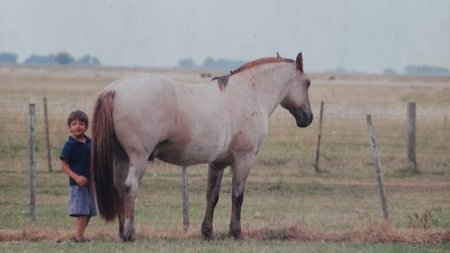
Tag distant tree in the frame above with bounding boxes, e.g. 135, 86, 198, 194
0, 52, 18, 64
74, 55, 101, 66
24, 52, 100, 66
178, 58, 196, 68
384, 68, 396, 75
203, 57, 216, 68
24, 54, 56, 65
202, 57, 244, 70
405, 65, 449, 76
55, 52, 74, 65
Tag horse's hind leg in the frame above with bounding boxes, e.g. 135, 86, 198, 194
121, 154, 148, 242
201, 162, 225, 240
229, 153, 254, 240
113, 147, 129, 239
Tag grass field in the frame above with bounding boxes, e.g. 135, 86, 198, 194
0, 66, 449, 252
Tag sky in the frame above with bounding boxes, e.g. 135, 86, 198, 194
0, 0, 449, 73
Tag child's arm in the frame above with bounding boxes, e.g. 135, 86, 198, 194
61, 160, 88, 186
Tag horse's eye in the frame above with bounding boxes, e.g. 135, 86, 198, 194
306, 79, 311, 87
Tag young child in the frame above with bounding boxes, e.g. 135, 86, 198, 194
60, 110, 97, 242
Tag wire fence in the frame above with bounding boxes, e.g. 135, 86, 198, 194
265, 100, 450, 177
1, 97, 449, 229
0, 98, 449, 177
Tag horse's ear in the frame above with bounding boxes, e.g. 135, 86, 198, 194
276, 52, 281, 59
296, 52, 304, 73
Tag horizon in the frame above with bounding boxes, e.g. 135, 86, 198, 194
1, 0, 449, 74
1, 51, 449, 76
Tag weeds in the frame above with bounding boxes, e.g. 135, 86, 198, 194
1, 222, 449, 243
408, 209, 438, 230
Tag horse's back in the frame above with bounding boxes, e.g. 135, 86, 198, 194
107, 74, 175, 99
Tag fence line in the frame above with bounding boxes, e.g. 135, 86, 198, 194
1, 99, 449, 174
0, 99, 448, 226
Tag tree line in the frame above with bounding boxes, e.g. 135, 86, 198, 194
2, 51, 448, 76
178, 57, 245, 70
0, 52, 100, 66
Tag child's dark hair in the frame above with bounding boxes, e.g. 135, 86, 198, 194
67, 110, 89, 128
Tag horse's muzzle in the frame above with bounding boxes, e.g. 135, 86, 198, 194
296, 112, 313, 128
289, 107, 313, 128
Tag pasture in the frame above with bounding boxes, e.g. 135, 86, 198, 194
0, 66, 449, 252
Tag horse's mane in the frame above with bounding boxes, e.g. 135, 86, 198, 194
213, 54, 295, 91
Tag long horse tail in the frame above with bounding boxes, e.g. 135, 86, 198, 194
91, 90, 117, 221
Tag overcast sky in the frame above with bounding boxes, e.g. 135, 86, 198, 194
1, 0, 449, 73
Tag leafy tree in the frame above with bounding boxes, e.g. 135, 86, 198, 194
23, 52, 100, 66
202, 57, 244, 70
55, 52, 74, 65
178, 58, 196, 68
384, 68, 396, 75
24, 54, 56, 65
405, 65, 449, 76
0, 52, 18, 64
74, 55, 101, 66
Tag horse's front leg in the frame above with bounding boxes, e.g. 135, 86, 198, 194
229, 153, 254, 240
201, 162, 225, 240
121, 156, 148, 242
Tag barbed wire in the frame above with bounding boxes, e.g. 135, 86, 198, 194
1, 99, 449, 173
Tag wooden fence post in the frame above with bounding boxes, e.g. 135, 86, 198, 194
43, 97, 52, 172
407, 102, 417, 173
366, 115, 389, 221
29, 103, 37, 225
181, 166, 190, 232
314, 101, 324, 172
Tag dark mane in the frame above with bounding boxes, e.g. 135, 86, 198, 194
230, 57, 295, 75
212, 56, 294, 91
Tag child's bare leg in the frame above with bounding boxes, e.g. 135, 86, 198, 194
86, 216, 91, 229
76, 216, 88, 240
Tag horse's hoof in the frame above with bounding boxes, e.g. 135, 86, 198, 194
121, 232, 136, 242
201, 222, 214, 240
229, 230, 244, 240
121, 236, 135, 242
202, 234, 214, 241
201, 230, 214, 241
122, 220, 135, 242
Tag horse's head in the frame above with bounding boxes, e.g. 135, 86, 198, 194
280, 52, 313, 128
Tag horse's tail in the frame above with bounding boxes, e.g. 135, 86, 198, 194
91, 90, 117, 221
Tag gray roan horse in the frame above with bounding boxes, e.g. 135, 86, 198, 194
92, 52, 313, 241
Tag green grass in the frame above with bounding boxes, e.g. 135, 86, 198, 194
1, 240, 450, 253
1, 67, 449, 251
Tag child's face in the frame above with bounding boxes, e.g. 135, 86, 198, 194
69, 119, 87, 138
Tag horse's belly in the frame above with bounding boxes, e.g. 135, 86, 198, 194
156, 149, 221, 166
155, 141, 226, 166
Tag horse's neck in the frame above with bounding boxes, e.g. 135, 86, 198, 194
239, 63, 293, 116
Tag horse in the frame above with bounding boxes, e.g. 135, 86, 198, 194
91, 52, 313, 241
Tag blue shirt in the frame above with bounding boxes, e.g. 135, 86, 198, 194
60, 136, 92, 186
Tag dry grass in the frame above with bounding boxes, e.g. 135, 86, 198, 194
0, 66, 449, 249
1, 222, 449, 244
247, 222, 450, 243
